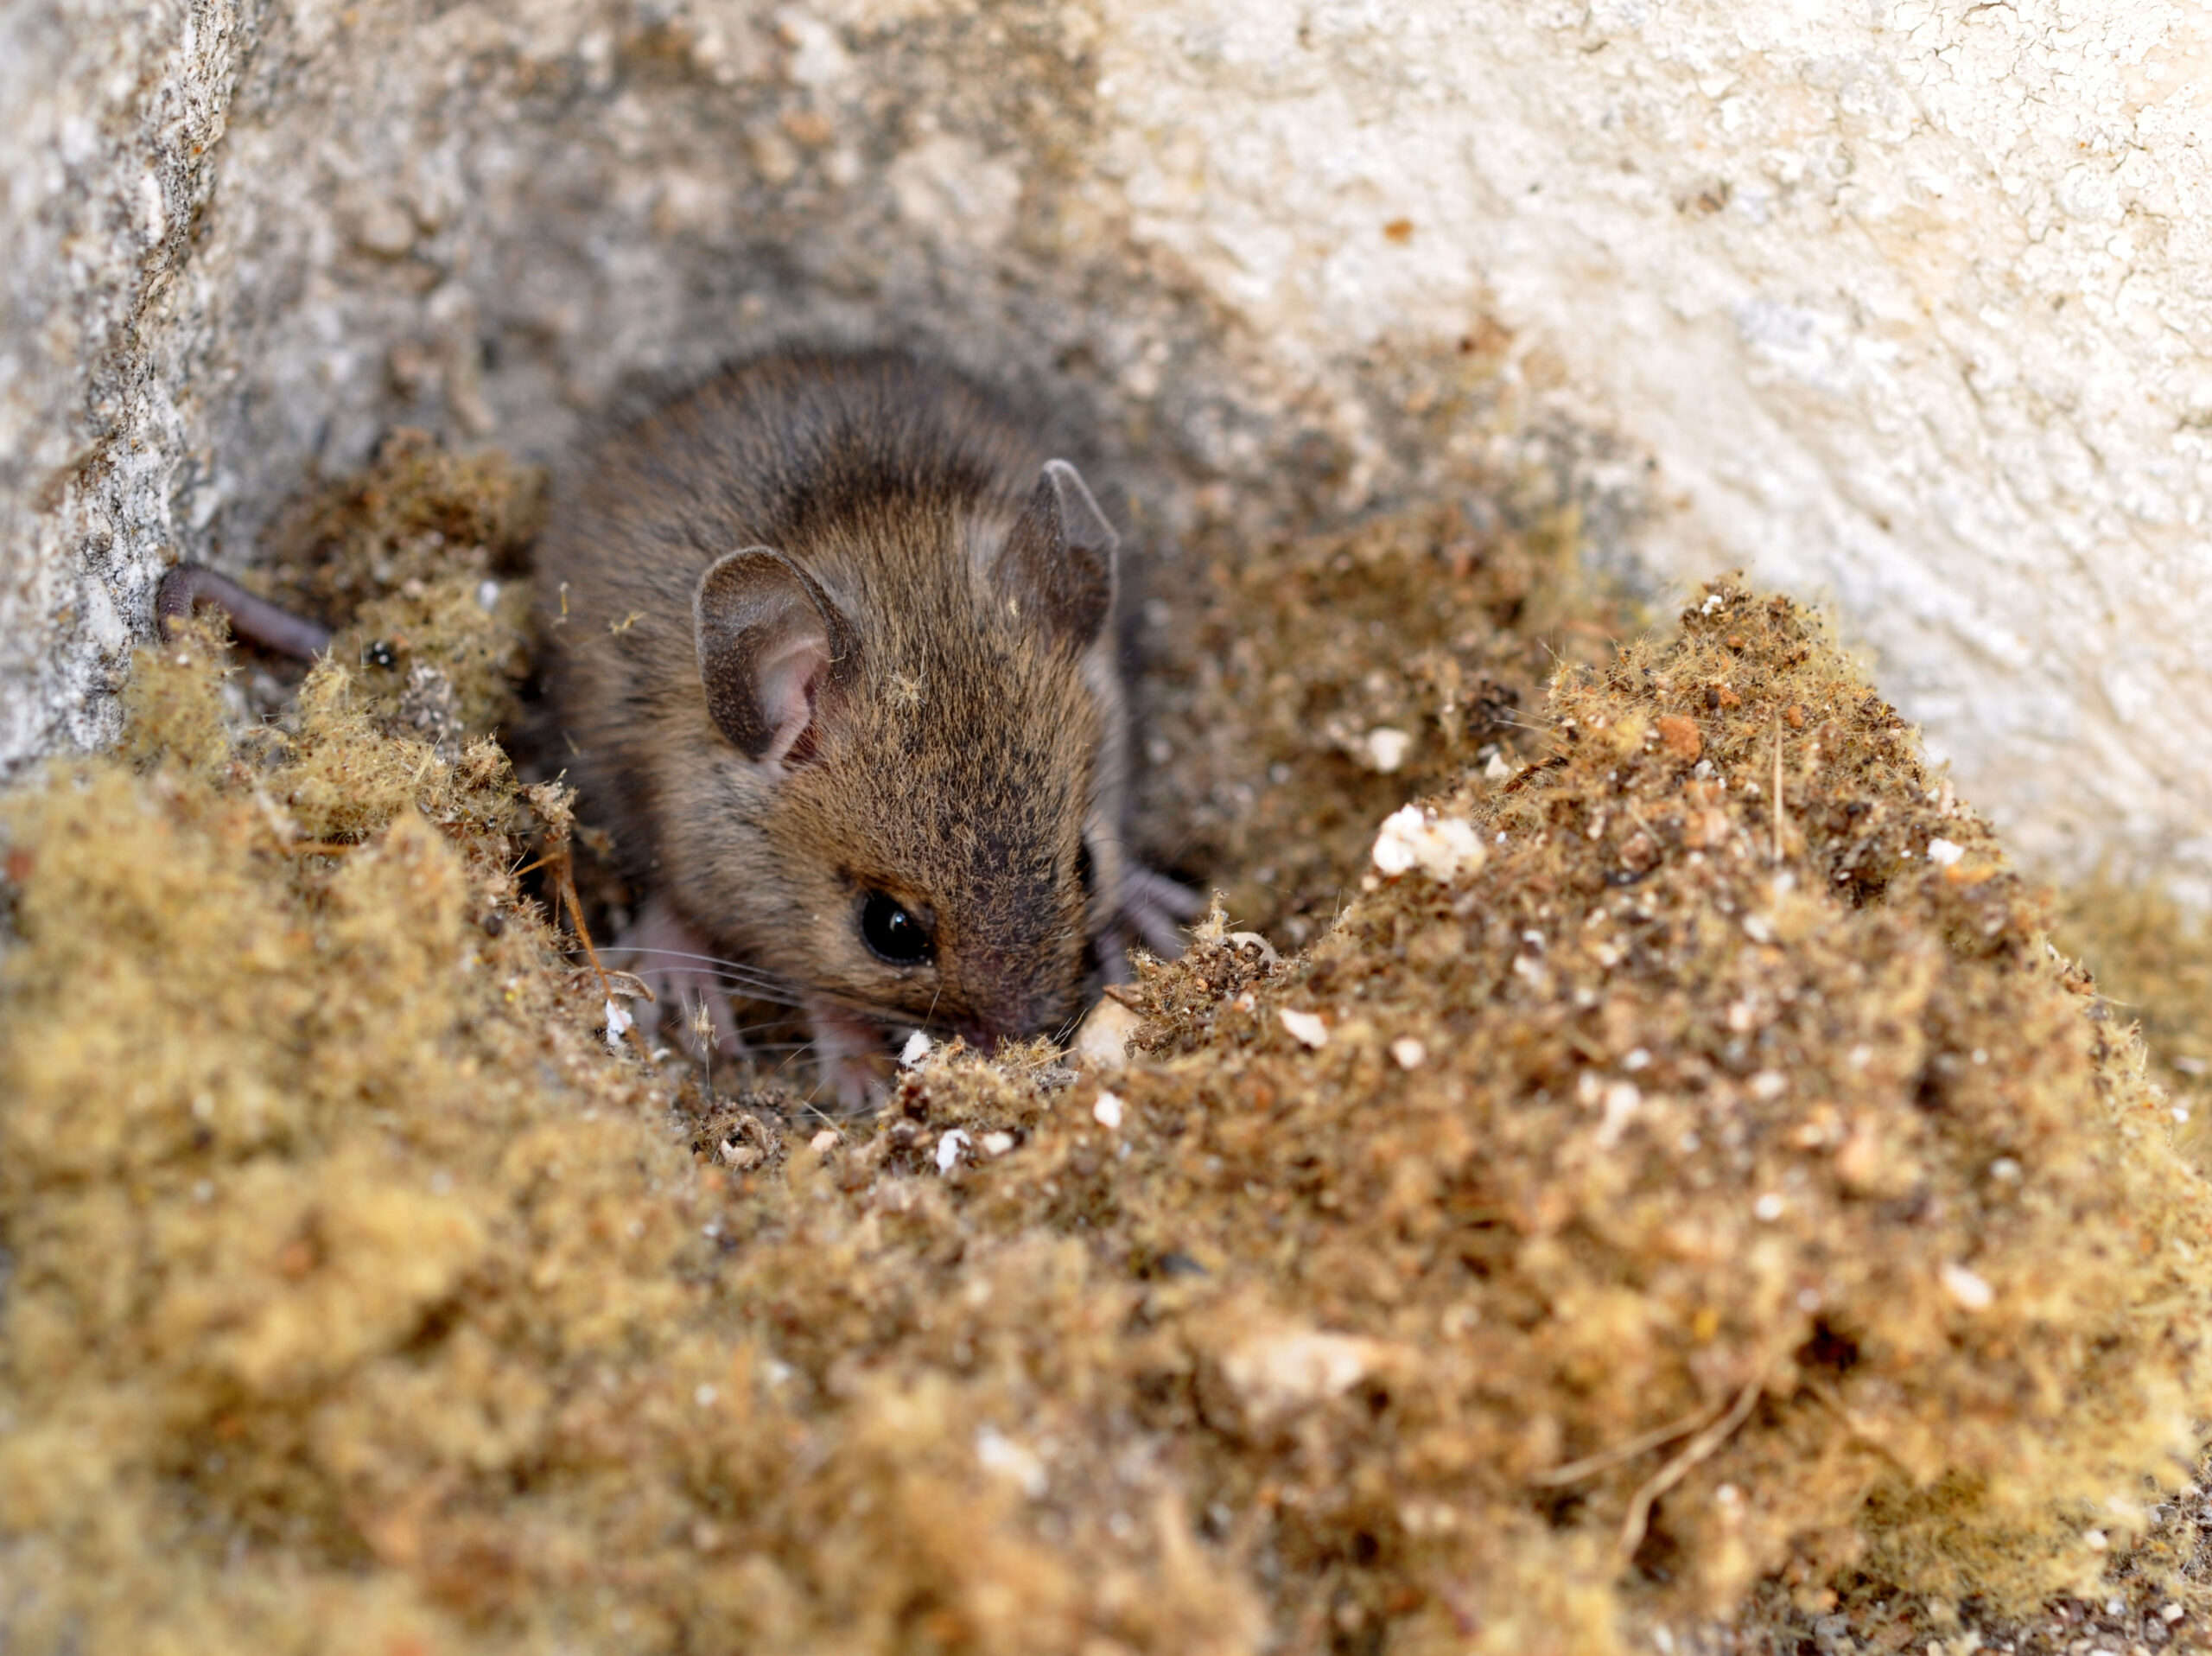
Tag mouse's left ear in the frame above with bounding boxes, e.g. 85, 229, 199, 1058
997, 459, 1118, 652
695, 547, 860, 767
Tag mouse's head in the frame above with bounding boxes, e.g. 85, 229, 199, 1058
683, 458, 1128, 1050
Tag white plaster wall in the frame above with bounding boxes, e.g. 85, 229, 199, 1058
3, 0, 2208, 888
1085, 0, 2212, 887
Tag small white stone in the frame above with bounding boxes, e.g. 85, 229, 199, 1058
1595, 1080, 1642, 1147
1742, 913, 1776, 944
695, 1383, 718, 1407
1749, 1069, 1787, 1101
1622, 1047, 1651, 1072
809, 1128, 840, 1155
1071, 997, 1141, 1070
2082, 1527, 2109, 1552
1753, 1192, 1784, 1221
2161, 1603, 2184, 1623
1092, 1091, 1124, 1131
1220, 1325, 1387, 1424
1363, 726, 1414, 772
1941, 1261, 1994, 1311
477, 578, 501, 612
975, 1425, 1048, 1499
1390, 1036, 1427, 1069
1484, 750, 1515, 782
935, 1129, 969, 1173
604, 998, 633, 1050
1279, 1008, 1330, 1048
1371, 805, 1486, 882
1926, 837, 1965, 866
899, 1029, 933, 1067
981, 1131, 1015, 1156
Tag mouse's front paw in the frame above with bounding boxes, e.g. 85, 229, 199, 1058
803, 997, 897, 1115
613, 897, 752, 1057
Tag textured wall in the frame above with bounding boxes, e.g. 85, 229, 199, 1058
3, 0, 2207, 887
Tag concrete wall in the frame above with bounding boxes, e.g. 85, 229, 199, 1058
5, 0, 2207, 888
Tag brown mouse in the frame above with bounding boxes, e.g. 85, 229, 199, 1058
534, 347, 1197, 1108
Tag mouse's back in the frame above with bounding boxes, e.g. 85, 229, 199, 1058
536, 347, 1134, 1054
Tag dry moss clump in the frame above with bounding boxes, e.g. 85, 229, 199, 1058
1131, 494, 1623, 944
4, 519, 2211, 1653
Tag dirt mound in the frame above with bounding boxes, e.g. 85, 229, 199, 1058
2, 447, 2208, 1654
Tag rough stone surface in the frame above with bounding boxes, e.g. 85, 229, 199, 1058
3, 0, 2208, 887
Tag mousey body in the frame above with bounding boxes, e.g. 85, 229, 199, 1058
534, 347, 1194, 1108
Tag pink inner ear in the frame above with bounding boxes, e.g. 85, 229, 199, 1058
754, 628, 833, 767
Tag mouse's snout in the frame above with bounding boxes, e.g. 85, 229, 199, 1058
946, 960, 1083, 1055
955, 1019, 1006, 1055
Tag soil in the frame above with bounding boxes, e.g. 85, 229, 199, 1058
3, 438, 2211, 1655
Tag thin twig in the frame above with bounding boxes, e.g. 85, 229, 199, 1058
1771, 719, 1786, 866
1615, 1373, 1764, 1570
550, 835, 653, 1061
1529, 1404, 1718, 1488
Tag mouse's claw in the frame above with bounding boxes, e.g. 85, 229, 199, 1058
1117, 865, 1205, 960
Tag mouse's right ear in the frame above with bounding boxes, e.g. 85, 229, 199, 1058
694, 548, 859, 767
997, 459, 1119, 653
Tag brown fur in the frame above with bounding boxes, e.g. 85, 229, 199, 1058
534, 348, 1140, 1086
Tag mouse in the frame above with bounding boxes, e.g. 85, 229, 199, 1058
533, 347, 1198, 1109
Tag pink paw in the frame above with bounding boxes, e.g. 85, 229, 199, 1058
612, 898, 753, 1057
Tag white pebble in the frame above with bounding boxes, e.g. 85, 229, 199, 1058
1595, 1080, 1641, 1147
935, 1129, 969, 1173
476, 578, 501, 612
899, 1029, 933, 1067
603, 998, 633, 1050
809, 1128, 840, 1154
695, 1384, 718, 1407
1092, 1092, 1124, 1131
1071, 997, 1141, 1070
1753, 1193, 1784, 1222
1926, 837, 1965, 867
980, 1131, 1015, 1156
1363, 727, 1414, 773
1279, 1008, 1330, 1048
1390, 1037, 1427, 1070
975, 1425, 1048, 1500
1940, 1261, 1994, 1311
1371, 805, 1486, 882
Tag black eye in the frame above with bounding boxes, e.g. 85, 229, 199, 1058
859, 891, 933, 965
1074, 838, 1096, 903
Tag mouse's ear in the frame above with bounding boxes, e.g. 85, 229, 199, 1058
997, 459, 1118, 652
694, 547, 859, 767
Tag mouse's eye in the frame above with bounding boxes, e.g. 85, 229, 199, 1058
1074, 838, 1096, 904
859, 890, 934, 966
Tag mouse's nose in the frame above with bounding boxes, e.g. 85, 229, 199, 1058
957, 1020, 1004, 1054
